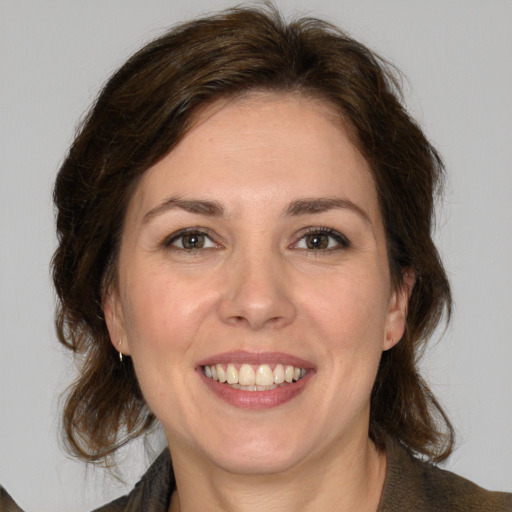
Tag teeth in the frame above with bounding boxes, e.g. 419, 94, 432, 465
255, 365, 274, 386
273, 364, 285, 384
216, 364, 225, 383
231, 383, 278, 391
239, 364, 256, 386
226, 364, 237, 384
203, 363, 307, 389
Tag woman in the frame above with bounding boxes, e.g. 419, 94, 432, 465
3, 5, 510, 512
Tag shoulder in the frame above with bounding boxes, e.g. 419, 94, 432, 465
93, 449, 174, 512
379, 439, 512, 512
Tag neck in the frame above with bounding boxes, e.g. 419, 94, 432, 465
168, 435, 386, 512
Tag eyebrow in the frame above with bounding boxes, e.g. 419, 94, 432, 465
283, 197, 371, 225
143, 197, 225, 224
142, 195, 371, 225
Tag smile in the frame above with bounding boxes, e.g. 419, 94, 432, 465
203, 363, 307, 391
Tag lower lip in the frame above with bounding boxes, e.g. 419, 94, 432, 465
197, 368, 314, 410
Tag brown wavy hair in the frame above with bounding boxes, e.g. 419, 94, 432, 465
52, 4, 454, 466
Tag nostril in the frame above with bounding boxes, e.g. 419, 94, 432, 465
218, 289, 297, 330
225, 315, 249, 326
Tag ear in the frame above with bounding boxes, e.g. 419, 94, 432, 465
383, 268, 416, 351
103, 288, 130, 357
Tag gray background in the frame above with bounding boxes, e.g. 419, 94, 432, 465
1, 0, 511, 510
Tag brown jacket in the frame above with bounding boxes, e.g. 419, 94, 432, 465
93, 438, 512, 512
94, 438, 512, 512
2, 440, 511, 511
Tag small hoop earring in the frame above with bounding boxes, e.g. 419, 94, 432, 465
119, 340, 123, 362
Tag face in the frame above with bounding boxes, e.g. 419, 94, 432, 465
105, 94, 409, 476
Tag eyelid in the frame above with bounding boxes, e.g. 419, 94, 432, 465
160, 226, 349, 252
292, 226, 350, 250
162, 227, 220, 250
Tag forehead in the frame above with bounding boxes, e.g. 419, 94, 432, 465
127, 93, 379, 222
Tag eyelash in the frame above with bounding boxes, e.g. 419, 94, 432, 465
162, 227, 350, 253
293, 227, 350, 251
162, 228, 218, 251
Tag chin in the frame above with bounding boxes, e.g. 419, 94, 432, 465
185, 418, 321, 476
205, 440, 309, 476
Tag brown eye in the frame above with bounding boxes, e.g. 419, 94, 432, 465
294, 229, 350, 251
182, 233, 205, 249
165, 230, 216, 250
305, 233, 329, 250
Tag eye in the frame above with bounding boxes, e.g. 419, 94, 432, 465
164, 229, 217, 250
293, 228, 350, 251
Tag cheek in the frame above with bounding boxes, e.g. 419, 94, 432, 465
118, 271, 215, 415
120, 268, 215, 358
298, 266, 390, 404
302, 267, 390, 349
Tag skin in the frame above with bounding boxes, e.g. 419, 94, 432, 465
104, 93, 412, 512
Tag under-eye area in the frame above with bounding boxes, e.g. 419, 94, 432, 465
203, 363, 307, 391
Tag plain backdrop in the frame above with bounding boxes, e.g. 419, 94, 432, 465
1, 0, 511, 510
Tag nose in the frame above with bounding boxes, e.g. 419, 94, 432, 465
218, 251, 296, 331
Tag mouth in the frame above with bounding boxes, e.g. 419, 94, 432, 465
197, 352, 314, 409
202, 363, 307, 391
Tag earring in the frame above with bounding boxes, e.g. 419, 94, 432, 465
119, 340, 123, 362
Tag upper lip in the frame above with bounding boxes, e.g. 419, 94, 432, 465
196, 351, 315, 369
